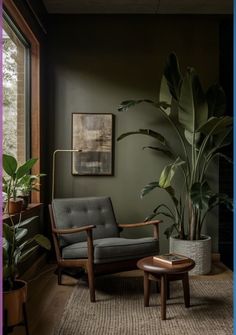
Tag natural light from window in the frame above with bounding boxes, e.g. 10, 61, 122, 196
3, 19, 27, 164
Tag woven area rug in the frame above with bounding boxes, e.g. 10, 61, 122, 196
53, 275, 233, 335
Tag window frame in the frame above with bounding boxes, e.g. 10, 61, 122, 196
3, 0, 41, 203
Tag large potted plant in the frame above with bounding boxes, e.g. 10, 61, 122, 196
117, 53, 233, 274
3, 154, 45, 213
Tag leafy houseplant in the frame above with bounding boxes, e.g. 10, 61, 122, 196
3, 154, 45, 213
3, 216, 51, 327
3, 217, 51, 291
3, 154, 50, 328
117, 53, 233, 243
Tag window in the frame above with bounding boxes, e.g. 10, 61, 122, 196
3, 14, 30, 164
3, 0, 41, 202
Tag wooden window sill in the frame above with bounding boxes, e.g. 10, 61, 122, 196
3, 203, 43, 223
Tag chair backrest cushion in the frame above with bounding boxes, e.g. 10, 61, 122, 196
52, 197, 119, 246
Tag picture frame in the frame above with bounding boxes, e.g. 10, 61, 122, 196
72, 113, 114, 176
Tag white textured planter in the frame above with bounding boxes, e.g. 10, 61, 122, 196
169, 235, 212, 275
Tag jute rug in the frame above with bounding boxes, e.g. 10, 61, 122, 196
53, 275, 233, 335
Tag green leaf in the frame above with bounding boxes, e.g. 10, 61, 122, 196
3, 154, 17, 177
159, 157, 185, 188
142, 146, 174, 158
206, 84, 226, 118
14, 216, 38, 229
197, 116, 233, 136
33, 234, 51, 250
19, 245, 39, 263
117, 129, 166, 145
163, 53, 183, 101
159, 75, 172, 115
15, 228, 28, 242
16, 158, 38, 179
164, 224, 178, 239
165, 186, 179, 206
178, 68, 208, 134
208, 193, 233, 211
190, 181, 213, 210
117, 99, 154, 112
213, 127, 233, 148
3, 223, 14, 244
141, 181, 159, 198
211, 152, 233, 164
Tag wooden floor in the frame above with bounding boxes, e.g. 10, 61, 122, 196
11, 261, 232, 335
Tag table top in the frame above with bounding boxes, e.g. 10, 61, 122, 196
137, 256, 195, 274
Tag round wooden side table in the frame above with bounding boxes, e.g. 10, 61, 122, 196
137, 256, 195, 320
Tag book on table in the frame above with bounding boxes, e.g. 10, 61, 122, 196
153, 253, 190, 265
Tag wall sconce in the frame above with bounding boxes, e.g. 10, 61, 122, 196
51, 149, 81, 201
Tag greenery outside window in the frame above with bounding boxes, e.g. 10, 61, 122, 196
3, 13, 30, 165
3, 0, 41, 203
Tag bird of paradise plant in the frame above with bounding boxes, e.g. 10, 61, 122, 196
117, 53, 233, 241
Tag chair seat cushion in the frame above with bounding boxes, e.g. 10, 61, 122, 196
62, 237, 159, 264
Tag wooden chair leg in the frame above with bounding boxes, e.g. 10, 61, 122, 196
58, 267, 62, 285
144, 271, 150, 307
182, 272, 190, 308
87, 263, 95, 302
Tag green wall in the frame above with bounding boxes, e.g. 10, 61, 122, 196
48, 15, 220, 252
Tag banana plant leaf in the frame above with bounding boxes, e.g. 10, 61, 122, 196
190, 181, 213, 210
117, 99, 169, 112
206, 84, 226, 118
197, 116, 233, 136
142, 146, 174, 158
163, 53, 183, 101
141, 181, 159, 198
179, 68, 208, 134
159, 75, 172, 115
159, 157, 185, 188
117, 128, 167, 146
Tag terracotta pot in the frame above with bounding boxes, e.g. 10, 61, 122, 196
6, 199, 23, 215
3, 280, 27, 327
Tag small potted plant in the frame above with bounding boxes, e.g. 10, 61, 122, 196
17, 174, 46, 210
3, 154, 44, 213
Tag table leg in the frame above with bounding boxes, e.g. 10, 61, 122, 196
161, 274, 167, 320
182, 272, 190, 308
144, 271, 150, 307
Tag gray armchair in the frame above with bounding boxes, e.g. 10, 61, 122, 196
49, 196, 161, 302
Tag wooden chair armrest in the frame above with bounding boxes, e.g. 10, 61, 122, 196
52, 225, 96, 235
118, 220, 162, 229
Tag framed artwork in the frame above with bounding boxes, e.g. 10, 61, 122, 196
72, 113, 114, 176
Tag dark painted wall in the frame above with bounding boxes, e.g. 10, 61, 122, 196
47, 15, 222, 253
